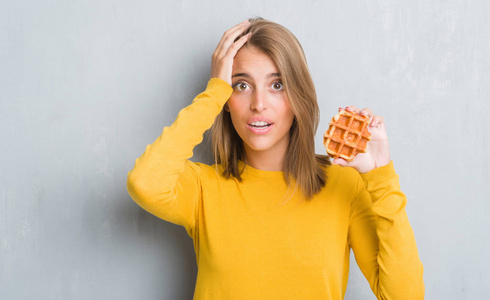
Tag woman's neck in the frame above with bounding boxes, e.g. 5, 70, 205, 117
243, 148, 285, 171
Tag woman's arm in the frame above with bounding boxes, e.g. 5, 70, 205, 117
349, 163, 425, 299
126, 79, 233, 234
126, 21, 250, 235
338, 106, 424, 298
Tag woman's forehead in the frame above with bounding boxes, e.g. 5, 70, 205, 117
233, 46, 279, 77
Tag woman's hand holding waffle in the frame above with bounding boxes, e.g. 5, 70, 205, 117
328, 106, 390, 174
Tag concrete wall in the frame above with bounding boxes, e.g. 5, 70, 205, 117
1, 0, 489, 299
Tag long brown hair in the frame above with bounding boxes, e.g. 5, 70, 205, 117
211, 18, 330, 199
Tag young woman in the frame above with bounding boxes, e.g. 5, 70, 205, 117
127, 18, 424, 299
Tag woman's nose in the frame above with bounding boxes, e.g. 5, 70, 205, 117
250, 89, 266, 111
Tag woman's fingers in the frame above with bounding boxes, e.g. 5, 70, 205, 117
344, 105, 361, 114
370, 115, 385, 127
360, 108, 374, 119
343, 106, 381, 126
214, 20, 250, 60
332, 154, 376, 174
225, 32, 250, 58
332, 158, 349, 167
210, 33, 250, 84
344, 106, 374, 119
211, 20, 251, 84
217, 20, 249, 47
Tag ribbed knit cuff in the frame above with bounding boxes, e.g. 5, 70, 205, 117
206, 78, 233, 102
359, 161, 397, 191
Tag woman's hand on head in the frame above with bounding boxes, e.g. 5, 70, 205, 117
332, 106, 391, 174
210, 20, 251, 85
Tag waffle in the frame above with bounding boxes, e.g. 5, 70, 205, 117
323, 109, 372, 161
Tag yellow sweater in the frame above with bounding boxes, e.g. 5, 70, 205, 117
127, 78, 424, 299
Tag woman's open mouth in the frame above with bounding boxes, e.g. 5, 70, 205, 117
249, 121, 271, 129
247, 121, 273, 134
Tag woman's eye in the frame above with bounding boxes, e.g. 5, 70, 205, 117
271, 82, 284, 91
233, 82, 249, 91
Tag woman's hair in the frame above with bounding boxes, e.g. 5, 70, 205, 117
211, 18, 330, 199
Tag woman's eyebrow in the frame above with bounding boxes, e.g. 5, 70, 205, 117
232, 73, 250, 78
231, 72, 281, 78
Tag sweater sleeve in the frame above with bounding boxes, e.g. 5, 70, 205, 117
126, 78, 233, 236
348, 161, 425, 299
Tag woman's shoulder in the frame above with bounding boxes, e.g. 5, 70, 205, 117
325, 163, 362, 189
190, 161, 225, 179
312, 163, 363, 203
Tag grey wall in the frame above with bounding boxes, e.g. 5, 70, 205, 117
1, 0, 489, 299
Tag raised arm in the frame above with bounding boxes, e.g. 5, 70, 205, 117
126, 21, 250, 235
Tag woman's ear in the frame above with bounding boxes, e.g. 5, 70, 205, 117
224, 102, 230, 112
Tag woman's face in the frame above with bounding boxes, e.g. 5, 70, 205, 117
226, 45, 295, 161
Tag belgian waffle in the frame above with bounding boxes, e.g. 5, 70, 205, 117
323, 109, 372, 161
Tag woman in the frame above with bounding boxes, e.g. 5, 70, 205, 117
127, 18, 424, 299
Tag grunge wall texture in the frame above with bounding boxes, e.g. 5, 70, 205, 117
1, 0, 489, 299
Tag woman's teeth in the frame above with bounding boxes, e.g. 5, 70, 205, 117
249, 121, 271, 128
